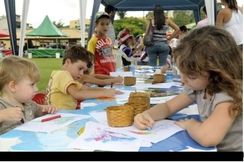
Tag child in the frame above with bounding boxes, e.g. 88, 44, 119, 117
118, 31, 135, 66
46, 45, 122, 110
80, 53, 123, 87
0, 56, 57, 135
134, 26, 242, 151
87, 12, 116, 75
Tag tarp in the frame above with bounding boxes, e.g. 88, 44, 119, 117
0, 29, 9, 37
26, 15, 66, 37
101, 0, 205, 11
89, 0, 205, 39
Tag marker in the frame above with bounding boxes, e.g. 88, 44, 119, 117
41, 114, 61, 122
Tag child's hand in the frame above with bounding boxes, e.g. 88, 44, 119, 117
0, 107, 23, 122
134, 112, 154, 130
103, 89, 122, 97
41, 105, 57, 114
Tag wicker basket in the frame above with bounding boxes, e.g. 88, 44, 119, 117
106, 105, 134, 127
152, 74, 165, 83
124, 76, 136, 86
125, 102, 148, 116
123, 66, 130, 72
128, 92, 150, 109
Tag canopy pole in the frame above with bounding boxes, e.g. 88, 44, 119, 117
19, 0, 30, 57
79, 0, 87, 47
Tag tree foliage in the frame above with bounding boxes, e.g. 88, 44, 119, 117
113, 17, 147, 37
171, 10, 195, 27
116, 11, 127, 19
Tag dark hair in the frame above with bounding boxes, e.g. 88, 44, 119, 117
179, 25, 188, 33
105, 5, 115, 14
202, 6, 207, 15
95, 13, 110, 24
222, 0, 238, 11
153, 5, 165, 30
174, 26, 242, 116
63, 45, 93, 69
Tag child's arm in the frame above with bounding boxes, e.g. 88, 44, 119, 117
0, 107, 23, 123
175, 102, 236, 147
81, 74, 123, 86
67, 84, 123, 100
134, 93, 193, 129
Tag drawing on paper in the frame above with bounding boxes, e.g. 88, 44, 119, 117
85, 127, 135, 143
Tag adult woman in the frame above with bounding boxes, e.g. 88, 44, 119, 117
216, 0, 243, 49
145, 5, 179, 66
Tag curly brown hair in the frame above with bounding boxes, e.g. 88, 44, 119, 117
173, 26, 242, 117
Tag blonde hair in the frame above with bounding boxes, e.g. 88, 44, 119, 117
174, 26, 242, 116
0, 56, 40, 91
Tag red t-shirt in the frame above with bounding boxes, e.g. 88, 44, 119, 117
87, 35, 116, 75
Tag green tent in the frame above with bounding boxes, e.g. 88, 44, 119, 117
26, 15, 66, 37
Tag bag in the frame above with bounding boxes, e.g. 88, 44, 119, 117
143, 20, 154, 46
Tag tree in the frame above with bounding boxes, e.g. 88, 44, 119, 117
114, 17, 146, 37
53, 20, 65, 28
117, 11, 127, 19
171, 10, 195, 27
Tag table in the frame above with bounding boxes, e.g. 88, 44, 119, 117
0, 66, 216, 152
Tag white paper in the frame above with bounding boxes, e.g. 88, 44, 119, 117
150, 95, 177, 104
110, 120, 184, 143
15, 113, 90, 133
135, 82, 181, 91
68, 121, 142, 151
110, 71, 133, 77
89, 111, 184, 143
0, 137, 22, 151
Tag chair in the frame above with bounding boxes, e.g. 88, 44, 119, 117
32, 92, 46, 105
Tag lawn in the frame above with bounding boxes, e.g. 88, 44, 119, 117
31, 58, 62, 91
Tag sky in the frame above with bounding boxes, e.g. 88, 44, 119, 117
0, 0, 243, 28
0, 0, 146, 28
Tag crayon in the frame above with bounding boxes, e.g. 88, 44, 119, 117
41, 114, 61, 122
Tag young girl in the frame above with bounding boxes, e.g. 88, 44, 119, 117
134, 26, 242, 151
0, 56, 57, 134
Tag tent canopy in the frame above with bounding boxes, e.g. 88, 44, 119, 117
26, 15, 66, 37
89, 0, 206, 39
0, 29, 9, 37
101, 0, 205, 11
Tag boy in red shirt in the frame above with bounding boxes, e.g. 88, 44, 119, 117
87, 13, 116, 75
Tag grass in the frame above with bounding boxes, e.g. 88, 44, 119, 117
31, 58, 62, 91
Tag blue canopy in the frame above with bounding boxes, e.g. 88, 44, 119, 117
89, 0, 206, 40
101, 0, 205, 11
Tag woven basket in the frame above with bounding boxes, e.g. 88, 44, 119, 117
124, 76, 136, 86
106, 105, 134, 127
125, 102, 148, 116
128, 92, 150, 109
123, 66, 130, 72
152, 74, 165, 83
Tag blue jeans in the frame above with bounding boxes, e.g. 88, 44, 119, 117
146, 42, 170, 66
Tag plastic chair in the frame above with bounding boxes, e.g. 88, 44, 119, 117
32, 92, 46, 105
